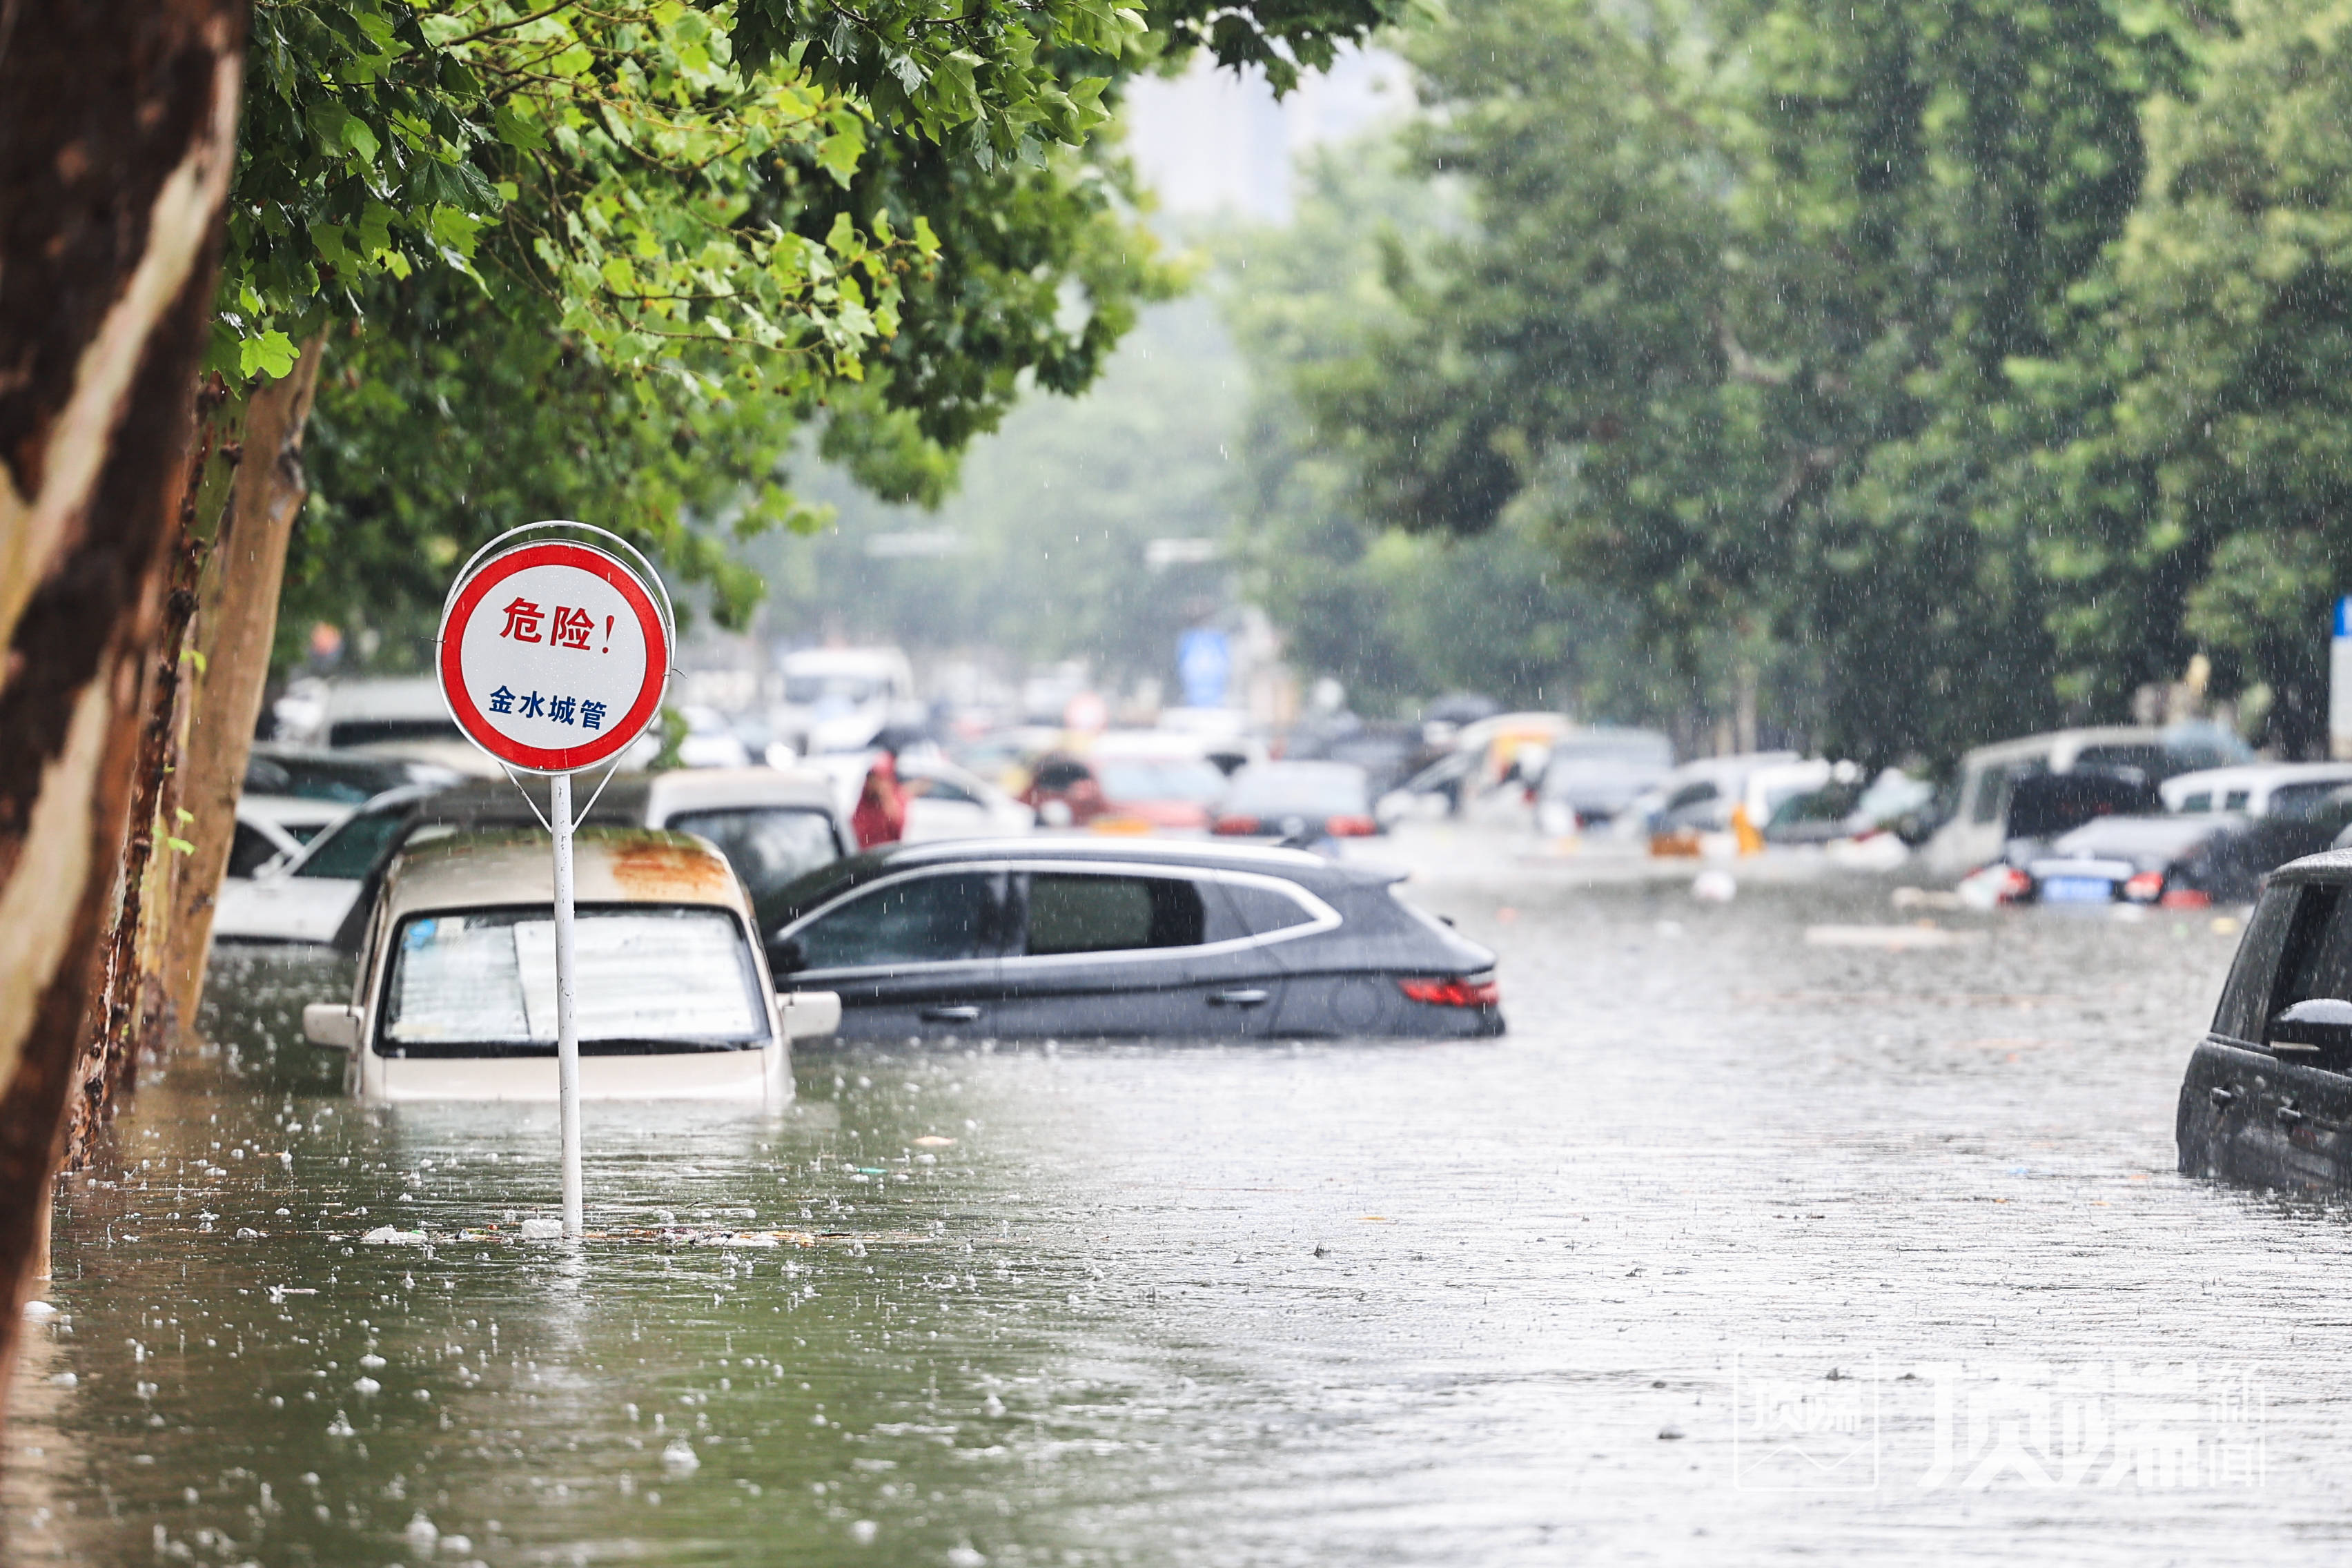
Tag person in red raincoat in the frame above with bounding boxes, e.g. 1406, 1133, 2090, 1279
852, 749, 908, 849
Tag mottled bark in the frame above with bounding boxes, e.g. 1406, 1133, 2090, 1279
159, 343, 325, 1046
0, 0, 247, 1409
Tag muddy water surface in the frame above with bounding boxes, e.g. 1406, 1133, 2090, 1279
6, 831, 2343, 1565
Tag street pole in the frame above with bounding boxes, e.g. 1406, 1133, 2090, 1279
550, 771, 583, 1237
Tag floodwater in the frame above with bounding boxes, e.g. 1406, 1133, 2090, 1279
8, 826, 2349, 1565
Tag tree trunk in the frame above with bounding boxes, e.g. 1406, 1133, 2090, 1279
159, 343, 326, 1043
0, 0, 248, 1413
66, 390, 231, 1168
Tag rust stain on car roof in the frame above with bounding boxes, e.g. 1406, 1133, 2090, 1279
603, 833, 736, 899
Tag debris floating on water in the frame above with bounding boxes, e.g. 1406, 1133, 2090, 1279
1804, 924, 1985, 950
360, 1226, 427, 1246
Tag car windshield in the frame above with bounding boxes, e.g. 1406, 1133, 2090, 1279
293, 806, 414, 879
1769, 783, 1863, 827
1221, 764, 1371, 816
244, 754, 423, 803
326, 717, 462, 747
2006, 772, 2158, 840
665, 807, 841, 903
784, 674, 883, 704
2266, 782, 2352, 821
382, 906, 765, 1051
1549, 732, 1674, 769
1095, 759, 1228, 804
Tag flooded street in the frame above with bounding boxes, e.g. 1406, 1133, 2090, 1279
8, 827, 2342, 1565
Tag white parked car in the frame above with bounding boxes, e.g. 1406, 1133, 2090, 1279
215, 769, 852, 947
898, 754, 1036, 841
301, 829, 838, 1103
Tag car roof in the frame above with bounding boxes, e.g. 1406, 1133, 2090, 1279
810, 836, 1396, 890
406, 769, 840, 828
380, 828, 750, 924
2161, 762, 2352, 797
320, 677, 446, 721
642, 766, 841, 816
2049, 814, 2244, 853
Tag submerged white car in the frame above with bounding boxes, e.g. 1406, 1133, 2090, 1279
217, 767, 852, 947
302, 829, 838, 1104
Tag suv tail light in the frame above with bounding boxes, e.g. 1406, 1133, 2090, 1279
2123, 870, 2164, 903
1213, 816, 1259, 835
1400, 972, 1500, 1008
1326, 815, 1378, 836
2160, 886, 2212, 910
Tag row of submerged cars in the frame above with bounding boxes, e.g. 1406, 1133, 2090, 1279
225, 752, 1500, 1106
1931, 728, 2352, 910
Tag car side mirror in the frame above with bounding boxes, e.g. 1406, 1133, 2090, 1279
778, 990, 841, 1041
2268, 997, 2352, 1052
302, 1002, 361, 1050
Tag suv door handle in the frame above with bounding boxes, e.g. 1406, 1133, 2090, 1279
2208, 1086, 2238, 1108
1209, 988, 1271, 1007
919, 1006, 981, 1023
2276, 1104, 2306, 1126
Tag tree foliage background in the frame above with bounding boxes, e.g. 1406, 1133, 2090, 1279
231, 0, 1413, 665
1254, 0, 2352, 762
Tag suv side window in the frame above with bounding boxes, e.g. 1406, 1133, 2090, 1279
1023, 874, 1204, 956
794, 872, 1007, 971
2220, 883, 2333, 1043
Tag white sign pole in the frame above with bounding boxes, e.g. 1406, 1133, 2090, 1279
550, 771, 584, 1237
435, 520, 674, 1242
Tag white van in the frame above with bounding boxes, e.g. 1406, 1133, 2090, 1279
301, 829, 838, 1103
776, 647, 917, 754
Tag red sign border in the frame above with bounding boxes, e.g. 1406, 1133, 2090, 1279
438, 541, 669, 773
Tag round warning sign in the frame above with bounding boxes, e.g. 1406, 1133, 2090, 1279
437, 540, 669, 773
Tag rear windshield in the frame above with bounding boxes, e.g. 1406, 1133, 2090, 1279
667, 807, 841, 903
1220, 765, 1370, 816
1095, 759, 1228, 803
380, 906, 765, 1055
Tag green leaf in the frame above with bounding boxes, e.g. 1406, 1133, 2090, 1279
238, 331, 300, 380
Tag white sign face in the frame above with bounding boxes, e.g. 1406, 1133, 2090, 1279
437, 541, 669, 773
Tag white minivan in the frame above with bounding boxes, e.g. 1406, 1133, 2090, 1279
302, 829, 838, 1103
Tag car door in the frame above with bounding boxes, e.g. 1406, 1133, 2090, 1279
2188, 879, 2352, 1192
992, 868, 1291, 1039
774, 868, 1012, 1039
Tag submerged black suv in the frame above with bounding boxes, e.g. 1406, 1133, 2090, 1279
2179, 851, 2352, 1190
756, 839, 1504, 1041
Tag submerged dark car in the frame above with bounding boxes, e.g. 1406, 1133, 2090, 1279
1211, 761, 1380, 841
2179, 851, 2352, 1192
756, 839, 1501, 1041
2025, 814, 2267, 908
